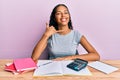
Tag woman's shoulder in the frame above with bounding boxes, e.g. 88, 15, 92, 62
72, 30, 82, 35
72, 30, 83, 42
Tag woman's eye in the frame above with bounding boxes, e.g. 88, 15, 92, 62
64, 12, 68, 14
56, 13, 60, 15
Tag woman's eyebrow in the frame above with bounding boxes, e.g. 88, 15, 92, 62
56, 10, 68, 13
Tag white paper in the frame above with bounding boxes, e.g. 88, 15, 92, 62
88, 61, 119, 74
34, 61, 62, 76
33, 60, 92, 76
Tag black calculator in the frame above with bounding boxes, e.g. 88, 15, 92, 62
67, 58, 88, 71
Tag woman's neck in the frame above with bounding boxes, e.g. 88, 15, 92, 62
58, 25, 71, 35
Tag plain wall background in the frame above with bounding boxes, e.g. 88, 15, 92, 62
0, 0, 120, 60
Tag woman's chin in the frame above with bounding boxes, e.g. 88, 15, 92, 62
59, 23, 68, 26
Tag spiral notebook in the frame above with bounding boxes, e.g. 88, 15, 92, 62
88, 61, 119, 74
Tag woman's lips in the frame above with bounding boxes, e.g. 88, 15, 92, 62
61, 18, 67, 22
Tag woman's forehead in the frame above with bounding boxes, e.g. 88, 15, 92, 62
56, 6, 68, 12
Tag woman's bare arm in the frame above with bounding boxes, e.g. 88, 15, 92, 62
31, 34, 49, 61
31, 23, 64, 61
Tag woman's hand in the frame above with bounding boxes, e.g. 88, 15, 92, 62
53, 57, 69, 61
44, 23, 64, 37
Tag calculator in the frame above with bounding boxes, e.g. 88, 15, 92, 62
67, 58, 88, 71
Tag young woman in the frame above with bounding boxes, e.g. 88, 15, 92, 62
31, 4, 100, 62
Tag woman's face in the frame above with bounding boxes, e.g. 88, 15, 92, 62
55, 6, 70, 27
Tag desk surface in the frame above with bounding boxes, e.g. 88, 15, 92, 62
0, 59, 120, 80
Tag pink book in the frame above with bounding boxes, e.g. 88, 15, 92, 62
5, 63, 16, 72
13, 58, 37, 72
4, 63, 24, 75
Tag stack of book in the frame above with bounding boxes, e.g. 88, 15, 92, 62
4, 58, 37, 75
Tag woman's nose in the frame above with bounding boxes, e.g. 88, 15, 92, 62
61, 13, 65, 17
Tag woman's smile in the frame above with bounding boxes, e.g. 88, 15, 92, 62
61, 18, 68, 22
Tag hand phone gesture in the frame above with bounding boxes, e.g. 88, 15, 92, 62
44, 23, 64, 37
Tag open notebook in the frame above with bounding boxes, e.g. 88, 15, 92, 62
33, 60, 92, 77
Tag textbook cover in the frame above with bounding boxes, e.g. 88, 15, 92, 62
13, 58, 37, 72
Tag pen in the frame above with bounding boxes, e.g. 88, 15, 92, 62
38, 62, 52, 67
